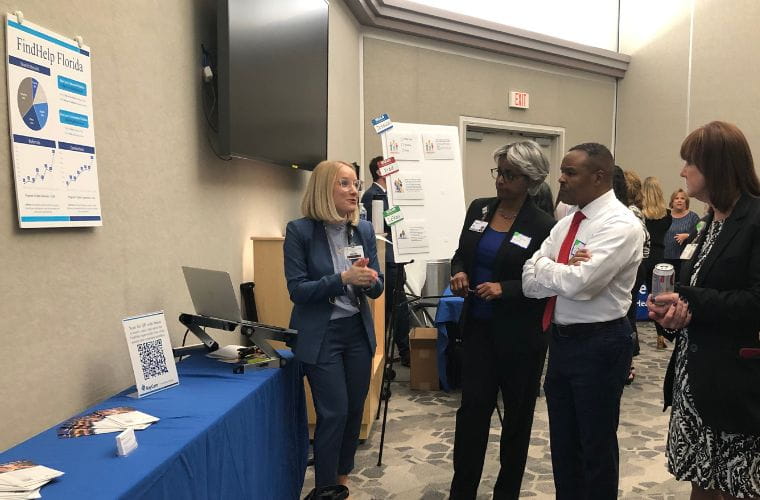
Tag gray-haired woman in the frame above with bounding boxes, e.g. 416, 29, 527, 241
449, 141, 556, 499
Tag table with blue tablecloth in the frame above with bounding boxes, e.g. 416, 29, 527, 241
0, 351, 308, 499
434, 288, 464, 392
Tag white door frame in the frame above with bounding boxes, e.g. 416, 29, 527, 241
458, 116, 566, 186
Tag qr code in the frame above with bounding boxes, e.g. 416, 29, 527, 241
137, 339, 169, 379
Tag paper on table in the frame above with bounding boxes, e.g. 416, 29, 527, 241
0, 465, 63, 489
0, 479, 47, 491
104, 411, 159, 428
0, 488, 41, 499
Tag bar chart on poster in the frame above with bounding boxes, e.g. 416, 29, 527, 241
5, 14, 102, 228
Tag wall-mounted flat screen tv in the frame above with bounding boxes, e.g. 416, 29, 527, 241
217, 0, 328, 170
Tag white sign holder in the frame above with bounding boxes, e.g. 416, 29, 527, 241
122, 311, 179, 398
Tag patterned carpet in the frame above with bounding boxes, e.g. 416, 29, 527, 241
301, 323, 692, 499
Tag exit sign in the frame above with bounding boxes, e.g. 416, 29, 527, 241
509, 91, 529, 109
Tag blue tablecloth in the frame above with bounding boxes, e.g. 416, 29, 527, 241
0, 351, 308, 499
434, 288, 464, 391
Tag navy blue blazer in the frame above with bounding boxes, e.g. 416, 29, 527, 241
284, 217, 384, 364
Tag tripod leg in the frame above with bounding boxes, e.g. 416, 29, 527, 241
375, 290, 397, 420
376, 261, 408, 465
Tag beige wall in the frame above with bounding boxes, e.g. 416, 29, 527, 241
617, 0, 760, 212
328, 0, 361, 163
0, 0, 360, 450
362, 33, 616, 202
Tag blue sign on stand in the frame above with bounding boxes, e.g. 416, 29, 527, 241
636, 284, 649, 321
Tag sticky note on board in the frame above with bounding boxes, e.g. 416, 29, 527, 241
383, 205, 404, 226
371, 113, 393, 134
377, 157, 399, 177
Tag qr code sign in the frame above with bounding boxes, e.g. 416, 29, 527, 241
137, 339, 169, 379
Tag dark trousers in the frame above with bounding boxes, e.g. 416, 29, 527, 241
302, 314, 372, 488
544, 318, 633, 500
385, 262, 410, 356
450, 319, 547, 500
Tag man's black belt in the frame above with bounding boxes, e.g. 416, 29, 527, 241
552, 317, 627, 336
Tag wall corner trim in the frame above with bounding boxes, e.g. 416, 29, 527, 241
344, 0, 630, 78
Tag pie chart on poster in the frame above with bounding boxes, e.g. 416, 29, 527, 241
18, 77, 49, 131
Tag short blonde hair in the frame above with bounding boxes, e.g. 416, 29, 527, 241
642, 176, 668, 219
669, 188, 690, 209
301, 160, 360, 224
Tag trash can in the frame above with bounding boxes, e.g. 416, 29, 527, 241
422, 259, 451, 301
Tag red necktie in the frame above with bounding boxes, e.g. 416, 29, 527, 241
541, 210, 586, 331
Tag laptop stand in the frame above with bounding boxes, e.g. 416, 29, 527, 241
172, 313, 297, 373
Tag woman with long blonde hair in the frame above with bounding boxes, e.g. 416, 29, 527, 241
642, 176, 672, 349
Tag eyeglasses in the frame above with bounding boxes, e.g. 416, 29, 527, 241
490, 168, 525, 181
337, 178, 363, 191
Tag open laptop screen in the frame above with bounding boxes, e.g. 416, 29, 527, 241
181, 266, 242, 322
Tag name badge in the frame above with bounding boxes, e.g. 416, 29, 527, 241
383, 206, 404, 226
510, 231, 532, 249
344, 245, 365, 262
377, 157, 399, 177
570, 238, 585, 257
469, 220, 487, 233
371, 113, 393, 134
680, 243, 697, 260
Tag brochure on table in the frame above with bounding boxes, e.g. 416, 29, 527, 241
380, 122, 466, 294
122, 311, 179, 398
5, 14, 102, 228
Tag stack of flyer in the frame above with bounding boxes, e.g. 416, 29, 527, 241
57, 407, 159, 438
0, 460, 63, 499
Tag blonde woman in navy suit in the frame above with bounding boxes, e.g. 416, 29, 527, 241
284, 161, 384, 492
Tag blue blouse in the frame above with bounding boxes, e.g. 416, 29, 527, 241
664, 211, 701, 259
469, 226, 508, 320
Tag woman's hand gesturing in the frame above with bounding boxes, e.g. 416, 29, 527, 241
341, 258, 378, 287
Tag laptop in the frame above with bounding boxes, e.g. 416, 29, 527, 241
182, 266, 243, 322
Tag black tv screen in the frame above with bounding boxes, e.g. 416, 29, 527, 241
217, 0, 328, 170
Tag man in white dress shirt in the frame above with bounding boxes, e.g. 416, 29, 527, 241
522, 143, 643, 499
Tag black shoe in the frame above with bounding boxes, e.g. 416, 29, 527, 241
303, 485, 349, 500
400, 353, 410, 367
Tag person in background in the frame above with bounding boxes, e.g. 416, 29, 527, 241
612, 165, 628, 203
664, 188, 701, 282
642, 176, 673, 350
522, 143, 643, 499
530, 181, 555, 216
361, 156, 410, 366
284, 161, 384, 493
647, 120, 760, 500
623, 170, 651, 385
449, 141, 555, 499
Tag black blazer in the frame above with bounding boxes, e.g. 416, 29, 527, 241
451, 197, 555, 354
664, 193, 760, 435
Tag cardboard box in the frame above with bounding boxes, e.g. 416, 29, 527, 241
409, 327, 439, 391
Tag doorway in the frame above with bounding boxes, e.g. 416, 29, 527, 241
459, 117, 565, 207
